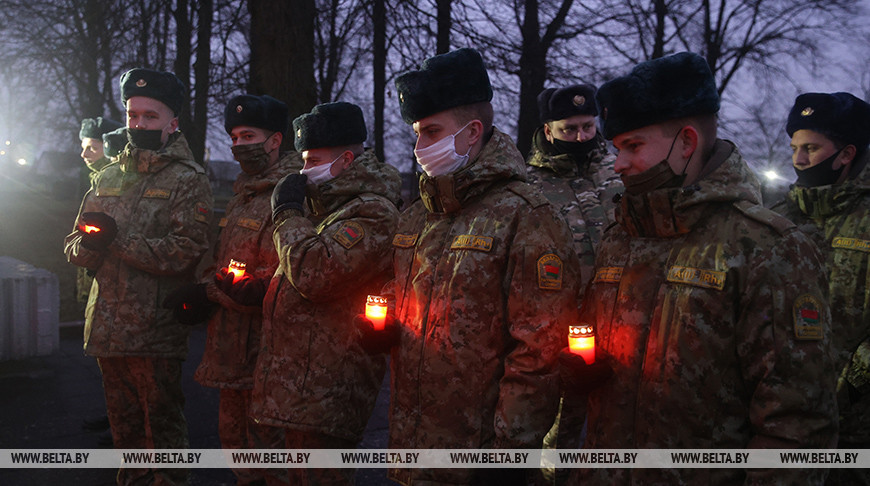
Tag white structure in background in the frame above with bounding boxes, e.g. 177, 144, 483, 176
0, 256, 59, 360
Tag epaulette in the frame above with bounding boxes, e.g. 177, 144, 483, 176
506, 180, 548, 209
732, 200, 796, 236
176, 158, 206, 174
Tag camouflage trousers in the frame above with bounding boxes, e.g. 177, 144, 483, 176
279, 431, 356, 486
98, 356, 189, 486
219, 388, 287, 485
540, 394, 586, 485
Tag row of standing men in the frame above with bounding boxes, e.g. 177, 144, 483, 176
65, 47, 870, 486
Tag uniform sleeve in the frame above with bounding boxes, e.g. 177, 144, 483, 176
740, 229, 838, 484
64, 187, 108, 270
273, 196, 399, 302
112, 171, 213, 276
494, 203, 582, 448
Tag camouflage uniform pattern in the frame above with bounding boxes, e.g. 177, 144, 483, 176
76, 155, 114, 303
250, 150, 401, 445
65, 131, 212, 357
773, 150, 870, 484
526, 129, 622, 286
578, 140, 838, 485
195, 151, 303, 388
64, 131, 212, 486
384, 128, 581, 485
194, 152, 301, 486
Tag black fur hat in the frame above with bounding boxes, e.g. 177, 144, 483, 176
102, 127, 128, 158
395, 47, 493, 125
79, 117, 123, 140
224, 94, 290, 136
293, 102, 367, 151
120, 68, 186, 115
786, 92, 870, 150
538, 84, 598, 123
596, 52, 720, 139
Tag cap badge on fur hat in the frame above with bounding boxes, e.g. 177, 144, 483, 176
136, 79, 146, 87
573, 95, 586, 107
801, 107, 814, 116
236, 105, 243, 113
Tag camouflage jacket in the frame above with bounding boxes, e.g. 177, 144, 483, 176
580, 140, 838, 485
526, 129, 622, 287
249, 150, 401, 441
64, 132, 213, 359
194, 152, 303, 389
76, 156, 115, 304
774, 150, 870, 444
384, 128, 581, 485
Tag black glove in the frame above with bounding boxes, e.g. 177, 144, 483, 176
79, 212, 118, 251
477, 468, 528, 486
558, 348, 613, 397
162, 283, 212, 325
214, 269, 267, 306
271, 173, 308, 221
354, 314, 400, 355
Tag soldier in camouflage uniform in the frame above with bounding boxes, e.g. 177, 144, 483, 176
527, 85, 622, 480
772, 92, 870, 486
64, 68, 213, 486
561, 52, 838, 485
164, 94, 298, 486
75, 117, 124, 304
371, 48, 581, 485
250, 101, 401, 485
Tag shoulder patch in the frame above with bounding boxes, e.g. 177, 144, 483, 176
237, 217, 262, 231
506, 181, 548, 209
793, 294, 824, 340
537, 253, 563, 290
450, 235, 493, 252
97, 187, 121, 197
594, 266, 623, 283
666, 265, 726, 290
333, 221, 365, 249
832, 237, 870, 253
194, 202, 210, 223
143, 188, 171, 199
731, 200, 795, 236
393, 233, 418, 248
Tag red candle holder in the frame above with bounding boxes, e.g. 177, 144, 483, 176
228, 259, 247, 284
365, 295, 389, 331
568, 325, 595, 364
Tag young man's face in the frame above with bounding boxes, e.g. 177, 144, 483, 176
790, 129, 841, 170
229, 126, 272, 147
412, 111, 471, 153
302, 147, 351, 178
80, 137, 105, 166
544, 114, 597, 143
125, 96, 178, 145
612, 124, 680, 176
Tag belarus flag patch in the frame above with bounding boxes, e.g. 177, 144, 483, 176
333, 221, 365, 249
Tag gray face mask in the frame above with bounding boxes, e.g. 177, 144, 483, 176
231, 141, 273, 175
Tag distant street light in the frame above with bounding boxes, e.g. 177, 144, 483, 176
5, 140, 10, 146
764, 169, 781, 181
16, 158, 27, 166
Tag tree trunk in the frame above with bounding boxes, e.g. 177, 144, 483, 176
436, 0, 451, 54
248, 0, 317, 152
373, 0, 386, 162
173, 0, 193, 144
190, 0, 212, 164
516, 0, 545, 158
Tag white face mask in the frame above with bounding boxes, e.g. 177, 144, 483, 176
414, 122, 472, 177
300, 154, 341, 185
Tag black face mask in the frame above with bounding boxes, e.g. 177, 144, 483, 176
551, 137, 598, 157
127, 129, 165, 151
231, 141, 272, 175
621, 131, 688, 195
794, 147, 845, 187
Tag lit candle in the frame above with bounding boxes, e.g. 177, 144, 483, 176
82, 224, 101, 234
365, 295, 389, 331
228, 259, 247, 284
568, 325, 595, 364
